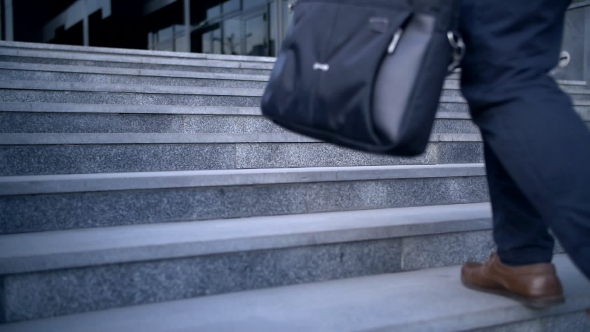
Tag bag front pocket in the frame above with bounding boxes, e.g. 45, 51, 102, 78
262, 0, 413, 147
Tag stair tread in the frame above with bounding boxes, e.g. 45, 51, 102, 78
0, 61, 270, 81
0, 40, 278, 63
1, 79, 588, 96
0, 163, 486, 196
1, 254, 587, 332
0, 61, 585, 88
0, 132, 484, 145
0, 203, 492, 274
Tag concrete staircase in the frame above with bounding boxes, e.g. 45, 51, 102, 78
0, 41, 588, 331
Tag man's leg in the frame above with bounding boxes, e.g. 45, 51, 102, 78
483, 140, 555, 266
457, 0, 590, 305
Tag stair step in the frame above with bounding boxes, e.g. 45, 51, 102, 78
0, 61, 585, 91
0, 110, 484, 135
0, 48, 273, 75
0, 254, 587, 331
440, 86, 590, 100
0, 133, 485, 176
0, 40, 278, 64
2, 80, 589, 107
0, 62, 269, 89
0, 80, 261, 107
1, 103, 588, 135
2, 107, 589, 135
0, 203, 498, 322
0, 164, 488, 234
0, 101, 587, 114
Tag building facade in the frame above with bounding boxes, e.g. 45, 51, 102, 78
0, 0, 296, 57
0, 0, 588, 76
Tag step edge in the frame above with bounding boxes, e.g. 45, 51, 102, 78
0, 203, 492, 275
0, 164, 486, 196
0, 61, 271, 81
2, 80, 588, 96
0, 133, 484, 145
1, 254, 586, 332
0, 62, 584, 87
1, 101, 588, 114
0, 40, 277, 63
0, 48, 275, 70
0, 80, 265, 97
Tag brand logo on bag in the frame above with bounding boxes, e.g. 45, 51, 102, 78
369, 17, 389, 33
313, 63, 330, 71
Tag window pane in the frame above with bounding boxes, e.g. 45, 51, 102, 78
176, 35, 189, 52
223, 17, 242, 55
158, 26, 174, 42
269, 1, 278, 56
245, 13, 267, 56
223, 0, 240, 14
207, 5, 221, 20
202, 31, 212, 53
212, 28, 222, 54
244, 0, 267, 10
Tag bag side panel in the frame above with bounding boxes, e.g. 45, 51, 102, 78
372, 13, 436, 146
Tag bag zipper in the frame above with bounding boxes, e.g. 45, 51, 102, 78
387, 28, 404, 54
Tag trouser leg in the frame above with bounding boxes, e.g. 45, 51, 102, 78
459, 0, 590, 278
483, 139, 555, 266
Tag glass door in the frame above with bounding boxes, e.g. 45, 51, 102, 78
243, 10, 269, 56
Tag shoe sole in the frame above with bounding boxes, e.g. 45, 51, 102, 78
461, 277, 565, 309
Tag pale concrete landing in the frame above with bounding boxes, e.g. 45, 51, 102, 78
1, 255, 587, 332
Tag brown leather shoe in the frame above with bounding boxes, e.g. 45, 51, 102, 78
461, 253, 565, 309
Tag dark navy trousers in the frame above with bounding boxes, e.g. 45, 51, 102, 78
458, 0, 590, 279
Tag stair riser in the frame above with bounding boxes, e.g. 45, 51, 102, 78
0, 90, 262, 107
441, 89, 590, 101
0, 69, 269, 89
471, 311, 590, 332
0, 113, 484, 134
0, 229, 497, 323
0, 176, 489, 234
0, 56, 273, 75
0, 142, 483, 176
2, 69, 585, 93
3, 111, 589, 134
2, 88, 589, 110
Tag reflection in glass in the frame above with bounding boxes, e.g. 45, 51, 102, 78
202, 31, 212, 53
269, 1, 277, 56
244, 0, 268, 10
223, 17, 242, 55
207, 5, 221, 20
245, 13, 267, 56
223, 0, 240, 14
212, 28, 222, 54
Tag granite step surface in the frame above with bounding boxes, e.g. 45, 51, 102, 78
0, 203, 498, 323
2, 105, 589, 135
1, 102, 588, 134
0, 62, 585, 91
0, 254, 587, 332
0, 133, 485, 176
2, 80, 589, 107
441, 86, 590, 100
0, 40, 278, 64
0, 100, 473, 134
0, 48, 274, 75
0, 164, 489, 234
0, 80, 263, 107
0, 62, 269, 89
